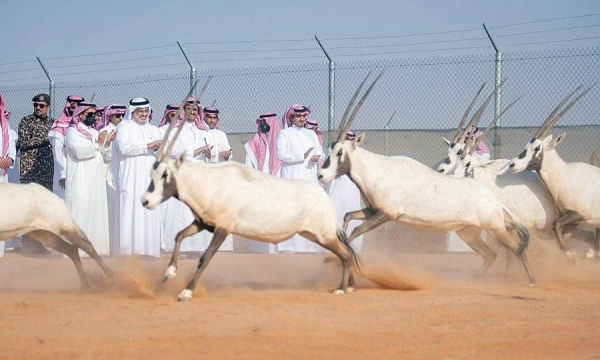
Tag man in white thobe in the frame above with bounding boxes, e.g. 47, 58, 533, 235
48, 95, 85, 199
0, 96, 17, 258
244, 112, 281, 253
114, 97, 162, 257
98, 103, 126, 255
64, 102, 111, 256
161, 99, 215, 253
194, 106, 234, 251
276, 104, 324, 253
327, 130, 363, 253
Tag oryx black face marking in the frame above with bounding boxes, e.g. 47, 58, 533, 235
442, 157, 451, 164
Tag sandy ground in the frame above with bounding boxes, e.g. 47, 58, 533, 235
0, 249, 599, 360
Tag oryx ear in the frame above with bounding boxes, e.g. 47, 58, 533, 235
548, 132, 566, 150
175, 153, 185, 168
442, 137, 451, 146
353, 132, 366, 148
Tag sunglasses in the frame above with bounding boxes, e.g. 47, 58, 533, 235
33, 103, 48, 109
114, 113, 124, 118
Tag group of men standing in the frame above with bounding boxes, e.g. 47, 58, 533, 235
0, 93, 364, 258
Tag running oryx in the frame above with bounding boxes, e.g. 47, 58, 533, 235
0, 182, 113, 287
141, 79, 359, 302
318, 73, 537, 284
509, 85, 600, 257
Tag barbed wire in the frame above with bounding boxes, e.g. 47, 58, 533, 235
491, 13, 600, 29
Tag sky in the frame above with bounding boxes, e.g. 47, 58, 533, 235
1, 0, 598, 81
0, 0, 598, 133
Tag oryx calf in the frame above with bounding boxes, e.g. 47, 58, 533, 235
509, 85, 600, 256
140, 83, 359, 302
0, 182, 113, 287
318, 73, 537, 284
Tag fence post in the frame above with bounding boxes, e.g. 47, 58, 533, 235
483, 23, 503, 159
177, 41, 197, 92
315, 36, 335, 147
36, 56, 55, 119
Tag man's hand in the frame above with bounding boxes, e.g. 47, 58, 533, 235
97, 131, 108, 145
59, 178, 65, 189
219, 149, 232, 161
310, 154, 321, 163
0, 158, 9, 169
304, 147, 314, 160
105, 130, 116, 146
147, 140, 162, 151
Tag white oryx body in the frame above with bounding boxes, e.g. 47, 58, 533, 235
140, 80, 358, 301
318, 140, 536, 284
317, 73, 536, 283
510, 134, 600, 250
0, 182, 113, 287
509, 86, 600, 254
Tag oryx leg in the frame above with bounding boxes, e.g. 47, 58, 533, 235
164, 219, 212, 282
178, 227, 228, 302
347, 210, 390, 243
553, 210, 584, 256
455, 227, 497, 279
306, 230, 357, 294
488, 227, 537, 285
323, 209, 387, 263
343, 207, 376, 233
59, 228, 114, 279
27, 230, 91, 289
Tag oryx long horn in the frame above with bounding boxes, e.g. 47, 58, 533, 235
163, 77, 213, 159
534, 85, 583, 139
452, 82, 486, 143
458, 79, 506, 145
336, 71, 373, 142
467, 95, 523, 155
538, 84, 595, 138
341, 70, 385, 137
157, 80, 200, 161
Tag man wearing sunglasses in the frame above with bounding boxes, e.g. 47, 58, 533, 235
16, 93, 55, 256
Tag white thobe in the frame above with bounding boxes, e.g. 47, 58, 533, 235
64, 126, 111, 256
276, 125, 325, 253
48, 129, 67, 199
205, 128, 232, 163
328, 175, 364, 253
244, 140, 278, 253
99, 122, 119, 254
0, 126, 17, 257
161, 122, 234, 252
115, 120, 162, 257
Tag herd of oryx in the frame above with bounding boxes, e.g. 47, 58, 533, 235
1, 72, 598, 302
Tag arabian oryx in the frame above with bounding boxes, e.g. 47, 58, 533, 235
317, 73, 537, 284
446, 94, 590, 258
0, 182, 113, 287
140, 80, 359, 302
509, 85, 600, 257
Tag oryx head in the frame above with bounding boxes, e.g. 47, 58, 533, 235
318, 71, 383, 183
450, 92, 523, 178
510, 85, 593, 173
141, 78, 212, 209
437, 81, 516, 175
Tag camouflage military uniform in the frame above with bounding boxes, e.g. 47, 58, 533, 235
17, 113, 54, 191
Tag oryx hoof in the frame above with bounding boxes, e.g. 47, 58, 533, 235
177, 289, 193, 302
346, 287, 355, 293
333, 289, 346, 295
565, 249, 577, 261
585, 249, 598, 259
163, 265, 177, 282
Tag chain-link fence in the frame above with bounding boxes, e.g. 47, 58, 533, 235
2, 47, 598, 253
